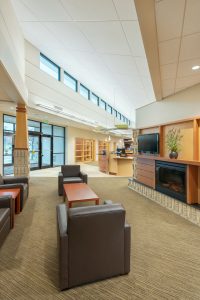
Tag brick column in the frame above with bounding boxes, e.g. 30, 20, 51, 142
14, 104, 29, 176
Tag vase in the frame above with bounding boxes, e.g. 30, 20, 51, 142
169, 151, 178, 159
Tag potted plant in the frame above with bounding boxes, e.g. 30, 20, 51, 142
166, 128, 183, 159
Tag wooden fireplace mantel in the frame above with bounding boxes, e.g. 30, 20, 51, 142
135, 154, 200, 167
135, 155, 199, 205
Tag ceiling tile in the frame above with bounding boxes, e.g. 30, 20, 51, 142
19, 0, 71, 21
183, 0, 200, 36
155, 0, 185, 42
21, 22, 63, 50
141, 77, 156, 101
101, 54, 139, 76
162, 78, 176, 97
159, 39, 180, 65
78, 21, 131, 55
11, 0, 37, 21
113, 0, 137, 20
161, 64, 177, 80
180, 33, 200, 61
177, 59, 200, 77
175, 74, 200, 90
60, 0, 117, 21
44, 22, 94, 52
121, 21, 146, 57
134, 57, 151, 77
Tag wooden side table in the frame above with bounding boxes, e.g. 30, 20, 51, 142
0, 188, 21, 228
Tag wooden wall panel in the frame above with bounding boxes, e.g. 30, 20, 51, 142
140, 127, 159, 134
163, 121, 193, 160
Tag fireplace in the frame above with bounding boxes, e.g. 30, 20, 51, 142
156, 161, 186, 202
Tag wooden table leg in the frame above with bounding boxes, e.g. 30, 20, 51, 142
11, 198, 15, 228
15, 193, 20, 214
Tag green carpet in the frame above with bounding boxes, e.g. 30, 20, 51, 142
0, 177, 200, 299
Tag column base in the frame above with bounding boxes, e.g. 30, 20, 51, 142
14, 149, 30, 176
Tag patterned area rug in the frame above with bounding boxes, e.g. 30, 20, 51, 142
0, 177, 200, 299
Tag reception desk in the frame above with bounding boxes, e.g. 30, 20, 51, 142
109, 154, 133, 176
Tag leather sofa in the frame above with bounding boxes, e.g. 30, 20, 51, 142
0, 175, 29, 212
56, 203, 131, 290
0, 195, 13, 248
58, 165, 88, 196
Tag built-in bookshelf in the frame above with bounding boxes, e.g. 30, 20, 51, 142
75, 138, 95, 162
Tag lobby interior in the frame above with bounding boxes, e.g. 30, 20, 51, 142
1, 0, 200, 299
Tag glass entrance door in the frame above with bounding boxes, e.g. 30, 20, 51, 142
29, 135, 40, 169
41, 136, 52, 168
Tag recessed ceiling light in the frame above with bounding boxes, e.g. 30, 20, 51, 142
192, 65, 200, 70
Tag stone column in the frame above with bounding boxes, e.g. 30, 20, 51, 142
132, 129, 139, 179
14, 104, 29, 176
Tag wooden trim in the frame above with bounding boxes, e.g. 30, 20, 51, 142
193, 119, 199, 160
135, 154, 200, 167
187, 165, 198, 204
16, 106, 27, 113
159, 126, 164, 156
14, 147, 28, 150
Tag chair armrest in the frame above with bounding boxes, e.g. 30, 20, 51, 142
0, 195, 12, 209
57, 204, 68, 236
56, 204, 69, 290
124, 222, 131, 274
58, 172, 63, 178
58, 172, 64, 196
0, 183, 25, 190
80, 171, 88, 183
103, 200, 113, 205
3, 176, 29, 185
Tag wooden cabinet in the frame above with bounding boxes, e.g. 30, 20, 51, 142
75, 138, 95, 162
136, 157, 155, 188
98, 141, 110, 158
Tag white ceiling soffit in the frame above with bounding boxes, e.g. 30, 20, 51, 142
156, 0, 200, 98
11, 0, 156, 117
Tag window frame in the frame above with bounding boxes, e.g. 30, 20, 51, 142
90, 92, 99, 106
80, 83, 90, 100
100, 99, 107, 111
40, 53, 60, 81
64, 71, 78, 92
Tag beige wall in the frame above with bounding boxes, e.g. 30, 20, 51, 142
0, 0, 27, 102
136, 84, 200, 128
66, 126, 121, 164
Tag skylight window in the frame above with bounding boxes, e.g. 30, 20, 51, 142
99, 99, 107, 110
64, 72, 77, 92
91, 93, 99, 105
40, 53, 60, 80
80, 84, 90, 100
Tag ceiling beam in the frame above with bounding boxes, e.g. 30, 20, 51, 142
134, 0, 162, 101
0, 62, 25, 104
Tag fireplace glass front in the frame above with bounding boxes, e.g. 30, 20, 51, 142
156, 161, 186, 202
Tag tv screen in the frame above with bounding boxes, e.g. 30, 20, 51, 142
138, 133, 159, 154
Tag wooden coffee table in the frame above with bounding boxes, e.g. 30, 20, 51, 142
63, 183, 100, 208
0, 188, 21, 228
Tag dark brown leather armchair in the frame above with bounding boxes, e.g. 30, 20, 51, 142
0, 195, 13, 248
0, 175, 29, 211
58, 165, 88, 196
56, 203, 131, 290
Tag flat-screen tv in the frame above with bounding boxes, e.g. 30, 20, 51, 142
138, 133, 159, 154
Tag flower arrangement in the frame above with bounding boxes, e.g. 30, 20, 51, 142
166, 128, 183, 158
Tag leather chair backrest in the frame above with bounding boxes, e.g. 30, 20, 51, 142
67, 204, 125, 288
0, 175, 4, 185
61, 165, 80, 177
